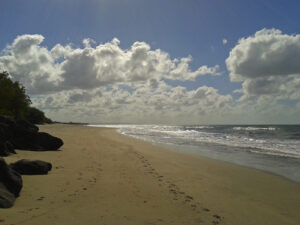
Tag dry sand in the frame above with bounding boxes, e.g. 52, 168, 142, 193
1, 124, 300, 225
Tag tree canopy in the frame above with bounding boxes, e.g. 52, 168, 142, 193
0, 71, 52, 124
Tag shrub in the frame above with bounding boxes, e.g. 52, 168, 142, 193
0, 71, 52, 124
0, 71, 31, 120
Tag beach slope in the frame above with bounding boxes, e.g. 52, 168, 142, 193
1, 124, 300, 225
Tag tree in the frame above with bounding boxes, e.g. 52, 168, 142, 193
25, 107, 52, 124
0, 71, 52, 124
0, 71, 31, 119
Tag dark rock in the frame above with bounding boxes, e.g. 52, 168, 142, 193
5, 141, 16, 154
0, 157, 21, 208
11, 133, 37, 150
0, 142, 10, 157
0, 141, 16, 157
0, 158, 22, 197
34, 132, 63, 151
0, 122, 14, 142
0, 183, 15, 208
0, 115, 63, 152
11, 120, 39, 150
16, 120, 39, 133
0, 116, 15, 129
10, 159, 52, 175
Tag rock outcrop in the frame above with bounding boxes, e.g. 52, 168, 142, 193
10, 159, 52, 175
0, 115, 62, 208
0, 158, 22, 208
0, 183, 16, 208
34, 132, 63, 151
0, 115, 63, 155
0, 141, 16, 156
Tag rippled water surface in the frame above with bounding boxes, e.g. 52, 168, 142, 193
89, 124, 300, 183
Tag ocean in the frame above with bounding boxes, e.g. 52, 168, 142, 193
89, 124, 300, 183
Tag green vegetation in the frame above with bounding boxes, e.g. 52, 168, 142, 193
25, 107, 52, 124
0, 71, 52, 124
0, 71, 31, 119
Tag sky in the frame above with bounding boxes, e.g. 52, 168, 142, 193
0, 0, 299, 124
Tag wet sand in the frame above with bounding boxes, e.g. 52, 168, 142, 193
1, 124, 300, 225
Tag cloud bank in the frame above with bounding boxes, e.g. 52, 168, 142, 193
0, 35, 220, 94
226, 28, 300, 99
0, 29, 299, 124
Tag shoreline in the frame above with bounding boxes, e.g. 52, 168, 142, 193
150, 141, 300, 184
1, 124, 300, 225
109, 124, 300, 184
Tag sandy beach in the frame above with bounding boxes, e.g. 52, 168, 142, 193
1, 124, 300, 225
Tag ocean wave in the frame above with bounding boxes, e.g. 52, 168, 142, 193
184, 125, 214, 129
249, 147, 300, 159
232, 126, 277, 131
89, 124, 300, 159
88, 124, 300, 183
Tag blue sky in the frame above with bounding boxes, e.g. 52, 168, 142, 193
0, 0, 300, 124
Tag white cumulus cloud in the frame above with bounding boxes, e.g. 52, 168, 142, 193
0, 34, 221, 94
226, 28, 300, 98
1, 32, 300, 124
32, 82, 233, 124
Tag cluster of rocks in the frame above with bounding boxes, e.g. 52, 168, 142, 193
0, 158, 52, 208
0, 115, 63, 156
0, 115, 63, 208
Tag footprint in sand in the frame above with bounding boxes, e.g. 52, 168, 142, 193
186, 195, 193, 199
55, 166, 64, 169
190, 204, 197, 210
213, 214, 221, 220
37, 196, 45, 201
212, 214, 223, 224
185, 195, 193, 201
169, 189, 177, 194
136, 162, 224, 223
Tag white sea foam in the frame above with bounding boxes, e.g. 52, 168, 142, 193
88, 124, 300, 159
89, 124, 300, 183
233, 126, 277, 131
184, 126, 214, 129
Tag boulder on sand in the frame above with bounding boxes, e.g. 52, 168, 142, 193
10, 159, 52, 175
0, 157, 22, 208
11, 120, 40, 150
34, 132, 63, 151
12, 131, 64, 151
0, 117, 16, 156
0, 158, 22, 197
0, 182, 16, 208
0, 141, 16, 157
0, 115, 63, 151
